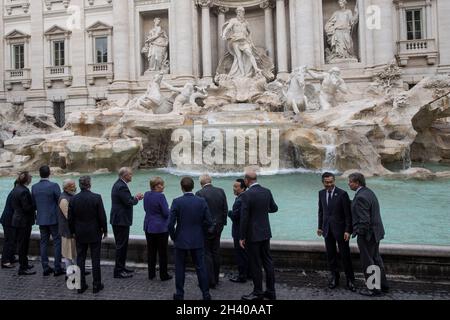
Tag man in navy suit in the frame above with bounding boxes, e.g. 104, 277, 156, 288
240, 169, 278, 301
110, 167, 143, 279
228, 178, 249, 283
169, 177, 214, 300
31, 165, 64, 276
317, 172, 355, 291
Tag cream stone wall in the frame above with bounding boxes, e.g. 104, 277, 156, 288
1, 0, 449, 121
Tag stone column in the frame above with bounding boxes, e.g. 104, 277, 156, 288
437, 0, 450, 70
425, 0, 433, 39
30, 0, 45, 91
112, 0, 130, 85
174, 0, 194, 78
373, 0, 395, 65
294, 0, 315, 68
199, 0, 213, 80
260, 1, 275, 60
0, 3, 4, 96
216, 6, 229, 59
276, 0, 288, 76
69, 0, 86, 87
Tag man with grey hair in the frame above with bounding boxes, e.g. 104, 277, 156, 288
69, 176, 108, 294
348, 172, 389, 297
196, 173, 228, 289
240, 168, 278, 300
58, 179, 78, 272
110, 167, 144, 279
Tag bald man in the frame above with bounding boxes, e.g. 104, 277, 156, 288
240, 169, 278, 301
110, 167, 144, 279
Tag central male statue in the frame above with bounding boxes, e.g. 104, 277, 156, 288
217, 6, 274, 81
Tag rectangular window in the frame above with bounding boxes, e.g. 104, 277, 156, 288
95, 37, 108, 64
53, 40, 65, 66
53, 102, 65, 128
406, 9, 423, 40
13, 44, 25, 70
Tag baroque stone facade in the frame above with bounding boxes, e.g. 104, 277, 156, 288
0, 0, 449, 123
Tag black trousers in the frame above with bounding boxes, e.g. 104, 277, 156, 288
1, 225, 16, 265
204, 228, 222, 287
357, 235, 389, 290
247, 239, 275, 296
324, 230, 355, 281
15, 225, 31, 272
233, 238, 249, 279
112, 225, 130, 275
145, 232, 169, 278
76, 241, 101, 288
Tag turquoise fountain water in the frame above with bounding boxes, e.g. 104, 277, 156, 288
1, 169, 449, 246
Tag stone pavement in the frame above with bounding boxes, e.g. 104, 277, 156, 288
1, 258, 449, 300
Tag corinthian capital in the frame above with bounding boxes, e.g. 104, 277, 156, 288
260, 0, 275, 10
196, 0, 212, 8
215, 6, 229, 15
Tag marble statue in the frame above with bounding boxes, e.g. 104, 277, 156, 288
284, 66, 309, 114
325, 0, 359, 63
142, 17, 169, 72
216, 6, 274, 81
307, 67, 348, 110
131, 72, 164, 112
163, 82, 208, 114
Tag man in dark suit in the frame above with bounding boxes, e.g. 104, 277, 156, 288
195, 174, 228, 288
348, 172, 389, 297
240, 169, 278, 300
317, 172, 355, 291
1, 182, 17, 268
11, 172, 36, 275
169, 177, 214, 300
69, 176, 108, 294
228, 178, 249, 283
110, 167, 143, 279
31, 165, 64, 276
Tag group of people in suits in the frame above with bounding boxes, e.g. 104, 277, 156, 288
1, 164, 388, 299
318, 172, 389, 297
0, 166, 66, 277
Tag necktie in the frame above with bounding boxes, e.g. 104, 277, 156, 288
327, 190, 332, 207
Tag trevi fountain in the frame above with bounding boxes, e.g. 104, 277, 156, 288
0, 2, 449, 245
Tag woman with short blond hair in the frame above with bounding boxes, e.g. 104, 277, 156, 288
143, 177, 172, 281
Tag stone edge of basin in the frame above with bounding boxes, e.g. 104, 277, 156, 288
2, 231, 447, 259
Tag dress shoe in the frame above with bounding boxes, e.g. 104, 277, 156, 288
359, 288, 382, 297
54, 269, 66, 277
26, 263, 34, 270
18, 269, 36, 276
160, 274, 173, 281
263, 291, 277, 300
43, 267, 54, 276
93, 283, 104, 294
346, 280, 357, 292
241, 292, 264, 301
114, 271, 133, 279
203, 295, 212, 300
328, 276, 339, 289
1, 263, 15, 269
173, 294, 184, 300
381, 286, 390, 293
123, 268, 134, 274
148, 275, 156, 280
229, 276, 247, 283
77, 284, 89, 294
